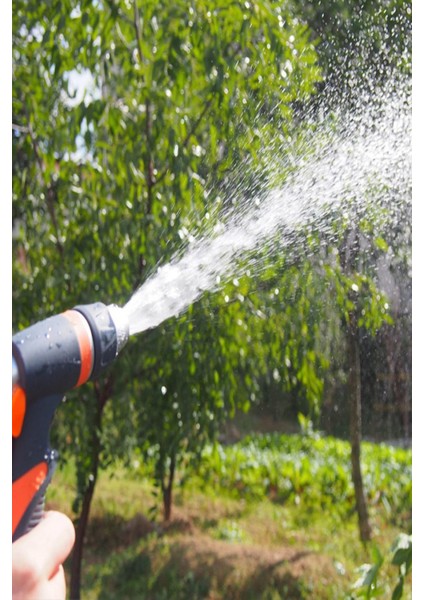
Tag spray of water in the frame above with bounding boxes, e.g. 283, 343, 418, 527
123, 72, 411, 335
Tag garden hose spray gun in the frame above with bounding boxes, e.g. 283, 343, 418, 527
12, 302, 130, 542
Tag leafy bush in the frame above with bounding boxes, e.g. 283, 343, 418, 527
193, 433, 411, 522
348, 533, 412, 599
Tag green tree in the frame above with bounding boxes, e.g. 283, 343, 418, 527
13, 0, 322, 595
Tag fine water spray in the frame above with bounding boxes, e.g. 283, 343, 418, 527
12, 63, 411, 542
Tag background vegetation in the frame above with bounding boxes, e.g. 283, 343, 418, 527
13, 0, 411, 598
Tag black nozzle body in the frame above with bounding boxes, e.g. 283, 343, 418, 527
12, 302, 129, 542
12, 302, 129, 402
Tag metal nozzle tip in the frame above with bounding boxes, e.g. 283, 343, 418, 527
107, 304, 130, 356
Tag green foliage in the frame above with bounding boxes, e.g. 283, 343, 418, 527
297, 412, 319, 439
48, 433, 411, 600
348, 534, 412, 600
390, 534, 412, 600
192, 434, 411, 522
350, 545, 385, 598
12, 0, 324, 521
13, 0, 411, 567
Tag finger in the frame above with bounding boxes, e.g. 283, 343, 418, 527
44, 564, 67, 599
14, 511, 75, 580
39, 511, 75, 578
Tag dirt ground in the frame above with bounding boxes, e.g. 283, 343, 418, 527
103, 507, 339, 599
166, 532, 336, 598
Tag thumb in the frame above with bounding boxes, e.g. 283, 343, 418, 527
14, 511, 75, 581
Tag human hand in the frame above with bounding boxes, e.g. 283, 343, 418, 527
12, 511, 75, 600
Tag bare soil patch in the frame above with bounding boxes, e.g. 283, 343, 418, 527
159, 530, 337, 599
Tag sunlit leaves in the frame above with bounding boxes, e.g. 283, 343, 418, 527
13, 0, 408, 527
192, 433, 411, 520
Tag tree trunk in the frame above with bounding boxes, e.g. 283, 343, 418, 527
69, 377, 112, 598
347, 314, 372, 543
162, 454, 176, 522
69, 471, 98, 599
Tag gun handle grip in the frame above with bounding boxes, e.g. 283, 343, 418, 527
12, 450, 58, 542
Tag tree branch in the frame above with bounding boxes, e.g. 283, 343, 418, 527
12, 122, 29, 134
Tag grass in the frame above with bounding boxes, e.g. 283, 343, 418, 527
46, 442, 412, 600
